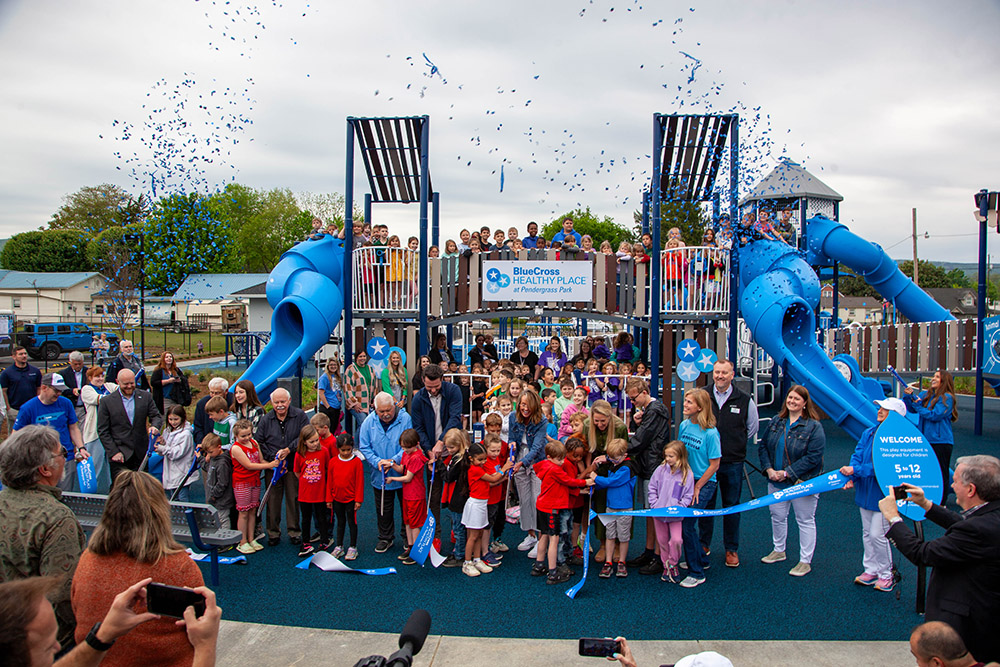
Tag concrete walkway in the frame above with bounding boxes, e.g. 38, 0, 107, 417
216, 620, 912, 666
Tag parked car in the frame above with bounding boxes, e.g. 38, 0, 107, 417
17, 323, 119, 361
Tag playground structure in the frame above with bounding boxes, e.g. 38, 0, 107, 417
239, 111, 993, 440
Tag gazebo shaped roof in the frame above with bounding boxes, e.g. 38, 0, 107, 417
742, 158, 843, 204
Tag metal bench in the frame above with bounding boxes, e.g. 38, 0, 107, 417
62, 493, 242, 586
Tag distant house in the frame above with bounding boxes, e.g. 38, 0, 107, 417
230, 281, 270, 331
171, 273, 268, 326
820, 285, 889, 324
925, 288, 979, 318
0, 271, 109, 322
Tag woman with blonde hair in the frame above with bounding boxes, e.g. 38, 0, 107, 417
676, 388, 721, 588
380, 349, 409, 409
71, 470, 204, 665
583, 400, 629, 560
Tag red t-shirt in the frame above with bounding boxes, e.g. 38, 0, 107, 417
294, 448, 330, 503
231, 439, 263, 486
534, 459, 587, 512
468, 464, 489, 500
401, 449, 428, 502
326, 454, 364, 504
319, 433, 336, 458
486, 456, 504, 505
441, 453, 455, 504
563, 458, 584, 508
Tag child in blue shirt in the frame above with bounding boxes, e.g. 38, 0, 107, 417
590, 437, 637, 578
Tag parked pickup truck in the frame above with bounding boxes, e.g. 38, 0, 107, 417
17, 323, 119, 361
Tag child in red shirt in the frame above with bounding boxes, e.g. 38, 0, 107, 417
311, 412, 337, 458
326, 433, 364, 561
229, 421, 280, 555
532, 440, 594, 585
386, 429, 427, 565
294, 425, 331, 557
481, 433, 511, 568
562, 438, 589, 567
461, 442, 510, 577
483, 414, 512, 554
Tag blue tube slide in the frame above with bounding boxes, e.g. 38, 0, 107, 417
739, 216, 954, 440
238, 235, 345, 401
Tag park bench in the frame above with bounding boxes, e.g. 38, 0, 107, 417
62, 492, 241, 586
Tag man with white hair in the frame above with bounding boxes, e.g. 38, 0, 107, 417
358, 392, 412, 553
58, 351, 89, 422
255, 387, 309, 546
104, 340, 148, 391
193, 377, 229, 444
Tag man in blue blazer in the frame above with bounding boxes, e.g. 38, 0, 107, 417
410, 364, 463, 533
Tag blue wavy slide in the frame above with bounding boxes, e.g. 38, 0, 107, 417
238, 235, 345, 401
739, 215, 953, 440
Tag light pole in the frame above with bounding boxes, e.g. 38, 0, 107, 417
123, 233, 146, 362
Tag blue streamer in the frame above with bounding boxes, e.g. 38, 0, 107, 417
77, 458, 97, 493
565, 509, 598, 599
411, 462, 437, 566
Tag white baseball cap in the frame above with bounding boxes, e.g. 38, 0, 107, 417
874, 397, 907, 417
674, 652, 735, 667
41, 373, 68, 390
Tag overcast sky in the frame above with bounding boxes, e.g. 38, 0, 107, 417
1, 0, 998, 263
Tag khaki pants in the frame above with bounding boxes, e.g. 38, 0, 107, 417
264, 468, 301, 540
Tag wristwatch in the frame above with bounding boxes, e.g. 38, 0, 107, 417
85, 622, 115, 652
888, 516, 904, 527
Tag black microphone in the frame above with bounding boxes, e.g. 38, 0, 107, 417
397, 609, 431, 655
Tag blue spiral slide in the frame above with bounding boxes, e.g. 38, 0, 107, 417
739, 216, 954, 440
237, 235, 345, 401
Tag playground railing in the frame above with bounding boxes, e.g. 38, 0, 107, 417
660, 246, 731, 316
351, 247, 419, 313
824, 318, 978, 375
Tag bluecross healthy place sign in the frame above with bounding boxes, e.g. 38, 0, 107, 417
482, 261, 592, 302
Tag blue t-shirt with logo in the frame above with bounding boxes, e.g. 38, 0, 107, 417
678, 419, 721, 482
14, 396, 78, 457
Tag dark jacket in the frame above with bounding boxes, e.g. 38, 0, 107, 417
255, 406, 309, 467
627, 398, 671, 479
58, 365, 88, 409
410, 382, 463, 455
758, 417, 825, 487
468, 345, 496, 367
445, 455, 471, 513
201, 450, 235, 512
104, 353, 149, 390
149, 368, 191, 414
96, 389, 163, 461
887, 500, 1000, 662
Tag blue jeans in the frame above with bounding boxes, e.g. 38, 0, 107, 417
166, 485, 191, 502
555, 508, 574, 565
449, 510, 467, 558
350, 409, 367, 444
699, 462, 743, 553
682, 479, 716, 579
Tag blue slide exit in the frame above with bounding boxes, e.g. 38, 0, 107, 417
238, 235, 345, 401
739, 215, 954, 440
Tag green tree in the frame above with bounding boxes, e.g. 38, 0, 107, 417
834, 274, 881, 299
143, 192, 236, 295
295, 191, 365, 230
632, 200, 707, 247
0, 230, 91, 272
896, 260, 951, 289
85, 227, 142, 335
944, 268, 974, 289
542, 207, 635, 249
212, 187, 311, 273
48, 184, 147, 236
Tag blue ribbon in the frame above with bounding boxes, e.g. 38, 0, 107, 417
77, 458, 97, 493
566, 509, 597, 599
601, 470, 850, 519
295, 554, 397, 576
411, 462, 437, 567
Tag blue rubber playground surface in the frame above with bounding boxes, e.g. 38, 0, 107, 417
186, 410, 998, 641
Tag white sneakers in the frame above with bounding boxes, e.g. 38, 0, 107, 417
527, 545, 538, 559
463, 558, 493, 576
517, 535, 538, 551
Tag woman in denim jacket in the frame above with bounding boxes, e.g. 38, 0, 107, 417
758, 384, 826, 577
902, 370, 958, 500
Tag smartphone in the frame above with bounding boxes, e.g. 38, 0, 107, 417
893, 486, 908, 501
146, 582, 206, 619
578, 638, 621, 658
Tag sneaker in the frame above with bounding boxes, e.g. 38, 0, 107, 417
616, 562, 628, 578
237, 543, 255, 555
626, 551, 654, 568
345, 547, 358, 561
530, 562, 548, 577
517, 535, 538, 551
297, 543, 315, 557
639, 559, 664, 576
315, 542, 329, 553
854, 572, 878, 586
331, 546, 345, 559
660, 569, 672, 582
572, 545, 584, 559
678, 561, 687, 570
268, 537, 281, 547
290, 536, 302, 546
702, 545, 711, 556
665, 565, 680, 583
250, 540, 264, 552
568, 554, 584, 567
398, 546, 412, 561
375, 539, 393, 554
761, 550, 787, 564
547, 570, 571, 585
309, 532, 321, 542
725, 551, 740, 568
679, 576, 706, 588
491, 539, 509, 553
874, 577, 896, 592
442, 555, 463, 568
482, 552, 501, 568
556, 563, 575, 577
401, 555, 416, 565
789, 562, 812, 577
473, 558, 493, 573
527, 544, 538, 559
599, 562, 614, 578
462, 561, 481, 577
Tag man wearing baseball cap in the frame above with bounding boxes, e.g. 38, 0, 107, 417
13, 373, 87, 491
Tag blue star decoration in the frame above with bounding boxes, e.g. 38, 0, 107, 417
676, 361, 700, 382
695, 349, 718, 373
676, 339, 701, 361
367, 337, 389, 360
497, 274, 511, 288
486, 281, 501, 294
487, 268, 501, 282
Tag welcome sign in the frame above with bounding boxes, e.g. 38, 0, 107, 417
482, 260, 592, 302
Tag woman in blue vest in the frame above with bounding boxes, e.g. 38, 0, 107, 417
902, 370, 958, 500
758, 385, 826, 577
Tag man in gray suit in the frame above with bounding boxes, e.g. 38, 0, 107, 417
97, 369, 162, 487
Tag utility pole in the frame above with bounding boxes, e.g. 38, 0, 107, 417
911, 208, 919, 286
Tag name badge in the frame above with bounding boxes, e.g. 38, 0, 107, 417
730, 406, 741, 414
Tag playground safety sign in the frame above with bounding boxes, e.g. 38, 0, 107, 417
482, 260, 592, 302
